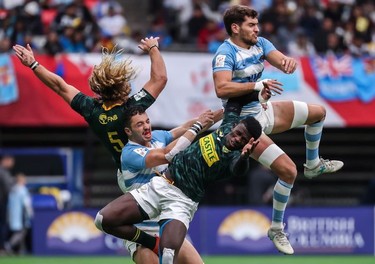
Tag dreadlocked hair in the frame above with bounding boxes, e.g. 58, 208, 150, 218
89, 46, 138, 102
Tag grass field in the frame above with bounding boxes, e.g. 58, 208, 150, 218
1, 255, 375, 264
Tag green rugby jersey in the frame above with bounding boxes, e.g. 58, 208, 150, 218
168, 111, 241, 202
70, 88, 155, 170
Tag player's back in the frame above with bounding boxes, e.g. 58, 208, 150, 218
70, 89, 155, 169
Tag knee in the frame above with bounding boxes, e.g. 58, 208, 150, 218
310, 104, 326, 122
274, 163, 297, 183
94, 211, 104, 232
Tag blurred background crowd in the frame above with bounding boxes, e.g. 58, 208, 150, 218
0, 0, 373, 56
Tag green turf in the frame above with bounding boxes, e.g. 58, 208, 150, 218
0, 255, 374, 264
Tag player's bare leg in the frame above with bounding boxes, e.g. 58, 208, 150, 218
251, 134, 295, 254
134, 246, 159, 264
270, 101, 343, 178
177, 239, 204, 264
159, 219, 187, 264
133, 236, 202, 264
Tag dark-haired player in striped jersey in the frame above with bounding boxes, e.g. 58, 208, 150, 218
13, 37, 203, 264
212, 5, 344, 254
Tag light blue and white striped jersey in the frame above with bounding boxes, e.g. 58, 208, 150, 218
212, 38, 276, 117
120, 130, 173, 193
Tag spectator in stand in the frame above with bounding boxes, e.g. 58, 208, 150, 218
187, 4, 208, 44
323, 1, 344, 27
326, 32, 347, 55
5, 173, 33, 255
50, 2, 79, 34
91, 0, 123, 20
287, 29, 316, 57
22, 1, 44, 35
147, 18, 173, 49
348, 5, 373, 44
97, 4, 128, 39
50, 1, 98, 51
43, 30, 63, 56
59, 25, 87, 53
313, 17, 335, 54
298, 4, 321, 38
0, 37, 11, 53
197, 19, 221, 52
0, 155, 15, 255
163, 0, 193, 42
207, 26, 227, 54
1, 0, 24, 10
348, 32, 370, 57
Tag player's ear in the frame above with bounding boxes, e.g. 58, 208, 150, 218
231, 23, 239, 34
124, 127, 132, 136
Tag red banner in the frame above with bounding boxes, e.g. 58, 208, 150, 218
0, 55, 93, 126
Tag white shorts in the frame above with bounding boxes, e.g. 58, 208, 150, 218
130, 176, 199, 230
253, 101, 275, 135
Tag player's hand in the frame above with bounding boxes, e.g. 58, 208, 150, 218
138, 36, 160, 53
241, 138, 259, 158
281, 56, 297, 74
13, 44, 35, 67
262, 79, 283, 96
197, 110, 215, 132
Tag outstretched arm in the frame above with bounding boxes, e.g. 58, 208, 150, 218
266, 50, 297, 74
13, 44, 80, 104
138, 36, 168, 99
213, 71, 283, 99
143, 112, 215, 168
169, 108, 223, 139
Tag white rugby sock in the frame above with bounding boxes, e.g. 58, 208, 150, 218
271, 179, 293, 229
305, 120, 324, 168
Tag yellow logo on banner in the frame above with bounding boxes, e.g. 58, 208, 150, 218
199, 134, 219, 167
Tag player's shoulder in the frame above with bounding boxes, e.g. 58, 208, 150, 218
215, 39, 235, 54
122, 143, 148, 162
152, 130, 172, 143
256, 36, 273, 47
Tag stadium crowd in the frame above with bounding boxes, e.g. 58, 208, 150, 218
0, 0, 373, 56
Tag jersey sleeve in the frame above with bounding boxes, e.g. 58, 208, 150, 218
70, 92, 95, 119
257, 37, 276, 56
127, 88, 155, 110
121, 144, 150, 171
212, 42, 235, 73
153, 130, 174, 145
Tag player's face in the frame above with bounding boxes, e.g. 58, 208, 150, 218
129, 113, 152, 144
238, 16, 259, 46
225, 123, 251, 150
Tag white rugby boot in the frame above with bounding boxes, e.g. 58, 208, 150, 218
304, 158, 344, 179
267, 227, 294, 255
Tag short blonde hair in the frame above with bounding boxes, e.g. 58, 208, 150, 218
89, 46, 137, 102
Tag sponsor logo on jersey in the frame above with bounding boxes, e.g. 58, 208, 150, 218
99, 113, 118, 124
215, 55, 226, 67
199, 134, 219, 167
133, 90, 147, 101
134, 147, 148, 157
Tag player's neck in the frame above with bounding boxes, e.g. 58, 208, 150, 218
102, 99, 123, 110
230, 38, 251, 50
